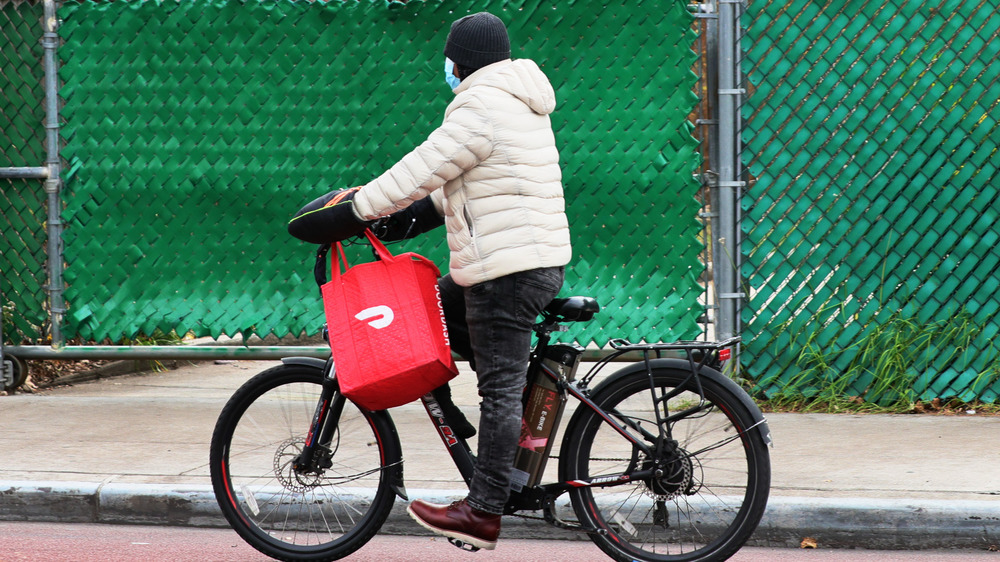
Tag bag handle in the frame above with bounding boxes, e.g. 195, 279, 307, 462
314, 229, 396, 288
365, 228, 442, 275
362, 228, 395, 262
330, 241, 352, 279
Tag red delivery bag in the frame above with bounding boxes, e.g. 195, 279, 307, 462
322, 230, 457, 410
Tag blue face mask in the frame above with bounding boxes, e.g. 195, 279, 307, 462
444, 57, 461, 90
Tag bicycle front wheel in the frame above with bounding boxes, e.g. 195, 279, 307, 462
210, 363, 397, 561
560, 362, 770, 562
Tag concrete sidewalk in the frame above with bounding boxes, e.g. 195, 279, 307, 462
1, 359, 999, 550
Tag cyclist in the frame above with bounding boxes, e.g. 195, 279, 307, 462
288, 11, 571, 551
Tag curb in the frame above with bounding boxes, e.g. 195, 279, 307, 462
755, 496, 1000, 550
0, 481, 579, 541
2, 481, 999, 549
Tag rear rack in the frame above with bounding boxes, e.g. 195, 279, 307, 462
579, 336, 741, 388
607, 336, 741, 353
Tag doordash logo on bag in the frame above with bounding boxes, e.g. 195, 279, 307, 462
355, 306, 394, 329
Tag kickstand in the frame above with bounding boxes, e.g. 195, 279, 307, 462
542, 496, 606, 536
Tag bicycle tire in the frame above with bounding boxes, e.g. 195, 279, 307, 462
559, 361, 770, 562
210, 363, 397, 561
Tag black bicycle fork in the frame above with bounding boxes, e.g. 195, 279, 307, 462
293, 358, 344, 475
290, 358, 409, 500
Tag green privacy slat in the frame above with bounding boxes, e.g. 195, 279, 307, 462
1, 2, 49, 342
744, 0, 1000, 403
57, 0, 703, 346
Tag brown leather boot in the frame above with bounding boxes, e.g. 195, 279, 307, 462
406, 498, 500, 550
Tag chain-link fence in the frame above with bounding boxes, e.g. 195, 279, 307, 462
2, 0, 707, 363
742, 0, 1000, 404
8, 0, 997, 404
1, 0, 50, 342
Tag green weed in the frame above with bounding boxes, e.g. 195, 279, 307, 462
757, 309, 999, 413
1, 301, 13, 337
125, 328, 183, 372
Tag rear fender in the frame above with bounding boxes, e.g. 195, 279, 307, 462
590, 358, 772, 446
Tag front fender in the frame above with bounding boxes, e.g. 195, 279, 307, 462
370, 408, 407, 501
281, 356, 328, 370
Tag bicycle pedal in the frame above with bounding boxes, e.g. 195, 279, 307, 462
447, 538, 480, 552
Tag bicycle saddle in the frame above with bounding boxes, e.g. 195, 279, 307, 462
545, 296, 599, 322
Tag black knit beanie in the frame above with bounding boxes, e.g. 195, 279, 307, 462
444, 12, 511, 72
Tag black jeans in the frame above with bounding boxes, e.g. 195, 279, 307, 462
438, 266, 564, 514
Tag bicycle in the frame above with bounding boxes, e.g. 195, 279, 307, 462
210, 295, 772, 562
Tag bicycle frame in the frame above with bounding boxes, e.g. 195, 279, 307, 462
292, 317, 750, 533
413, 321, 747, 530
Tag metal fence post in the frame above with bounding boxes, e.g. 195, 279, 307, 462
0, 297, 5, 385
42, 0, 66, 348
1, 0, 63, 381
713, 0, 744, 343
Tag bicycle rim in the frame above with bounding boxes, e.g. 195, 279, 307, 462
562, 367, 770, 562
210, 365, 394, 561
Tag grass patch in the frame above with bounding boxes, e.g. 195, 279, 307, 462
126, 328, 184, 372
759, 396, 1000, 416
755, 309, 1000, 414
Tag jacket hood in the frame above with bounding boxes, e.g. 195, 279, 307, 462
454, 59, 557, 115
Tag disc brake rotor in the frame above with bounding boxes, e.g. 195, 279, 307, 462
274, 438, 324, 492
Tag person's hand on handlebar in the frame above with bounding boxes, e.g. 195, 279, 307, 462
371, 197, 445, 242
287, 187, 372, 244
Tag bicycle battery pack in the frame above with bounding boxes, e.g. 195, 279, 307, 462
510, 342, 584, 491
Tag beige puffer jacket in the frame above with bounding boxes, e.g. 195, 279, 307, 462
353, 59, 572, 287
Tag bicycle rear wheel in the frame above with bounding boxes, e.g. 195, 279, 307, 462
210, 363, 397, 561
560, 362, 770, 562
